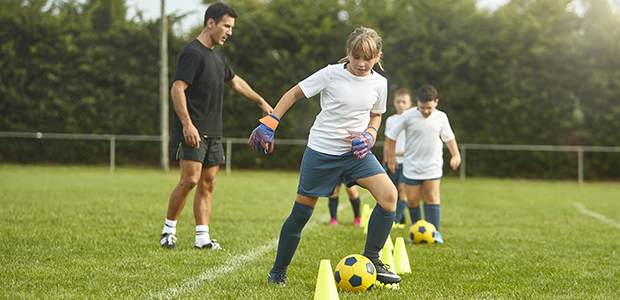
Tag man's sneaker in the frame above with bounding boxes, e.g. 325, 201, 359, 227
194, 239, 224, 250
329, 218, 339, 226
268, 272, 287, 286
353, 216, 361, 226
371, 259, 402, 284
435, 231, 444, 244
160, 233, 177, 249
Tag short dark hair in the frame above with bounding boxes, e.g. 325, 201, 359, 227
204, 2, 237, 27
417, 85, 438, 102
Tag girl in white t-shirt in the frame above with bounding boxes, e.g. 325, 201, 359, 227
385, 85, 461, 244
249, 27, 401, 286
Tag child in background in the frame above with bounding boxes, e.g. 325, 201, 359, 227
383, 88, 413, 228
327, 180, 361, 226
385, 85, 461, 244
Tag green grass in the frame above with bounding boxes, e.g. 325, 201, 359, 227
1, 165, 619, 299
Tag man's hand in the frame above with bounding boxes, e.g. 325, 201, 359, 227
183, 124, 201, 148
249, 114, 280, 154
350, 128, 376, 159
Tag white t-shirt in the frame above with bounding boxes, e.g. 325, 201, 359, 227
384, 114, 406, 164
298, 64, 387, 155
385, 107, 455, 179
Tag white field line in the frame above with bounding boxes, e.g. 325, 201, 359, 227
152, 200, 359, 299
574, 202, 620, 229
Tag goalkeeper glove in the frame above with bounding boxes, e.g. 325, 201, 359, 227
249, 114, 280, 154
351, 127, 377, 159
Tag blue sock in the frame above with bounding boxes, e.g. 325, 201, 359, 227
425, 204, 441, 231
394, 199, 407, 223
408, 205, 422, 224
349, 197, 361, 217
363, 204, 395, 262
328, 197, 338, 220
271, 202, 314, 274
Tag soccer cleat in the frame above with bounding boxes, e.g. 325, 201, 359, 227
194, 239, 224, 250
268, 272, 287, 286
371, 259, 402, 284
354, 216, 361, 226
329, 218, 339, 226
435, 231, 444, 244
160, 233, 177, 249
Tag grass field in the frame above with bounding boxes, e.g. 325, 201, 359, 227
1, 165, 619, 299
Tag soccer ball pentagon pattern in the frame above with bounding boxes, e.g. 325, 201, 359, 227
409, 220, 437, 244
334, 254, 376, 292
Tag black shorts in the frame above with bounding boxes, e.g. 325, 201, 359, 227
169, 133, 225, 167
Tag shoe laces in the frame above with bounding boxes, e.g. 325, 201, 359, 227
163, 234, 177, 244
271, 273, 286, 283
375, 260, 393, 272
210, 241, 224, 250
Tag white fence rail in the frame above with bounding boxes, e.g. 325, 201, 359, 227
2, 131, 620, 184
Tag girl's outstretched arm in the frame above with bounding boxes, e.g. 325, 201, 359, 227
272, 85, 305, 119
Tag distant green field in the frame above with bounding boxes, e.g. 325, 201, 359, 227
1, 165, 619, 299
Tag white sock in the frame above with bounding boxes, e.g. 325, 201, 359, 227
162, 219, 177, 235
195, 225, 211, 245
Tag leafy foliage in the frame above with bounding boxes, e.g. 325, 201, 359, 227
0, 0, 619, 178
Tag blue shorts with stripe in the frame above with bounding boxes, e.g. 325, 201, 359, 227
387, 163, 406, 186
297, 147, 386, 197
404, 176, 442, 186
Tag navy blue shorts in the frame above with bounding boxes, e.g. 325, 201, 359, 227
387, 163, 406, 186
297, 147, 385, 197
169, 133, 225, 167
404, 176, 442, 186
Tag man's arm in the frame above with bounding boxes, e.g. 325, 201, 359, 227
171, 80, 200, 148
226, 75, 273, 116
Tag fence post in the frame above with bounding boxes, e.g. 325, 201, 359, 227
226, 138, 232, 175
460, 145, 466, 181
159, 0, 169, 172
578, 148, 584, 185
110, 136, 116, 174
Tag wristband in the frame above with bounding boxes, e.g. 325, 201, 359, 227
366, 126, 378, 135
259, 114, 280, 130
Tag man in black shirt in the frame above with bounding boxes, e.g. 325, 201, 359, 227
160, 2, 272, 250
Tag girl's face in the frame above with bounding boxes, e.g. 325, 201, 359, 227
346, 51, 382, 77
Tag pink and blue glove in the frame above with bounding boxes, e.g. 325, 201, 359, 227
249, 114, 280, 154
351, 127, 377, 159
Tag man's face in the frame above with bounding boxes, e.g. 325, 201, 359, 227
393, 94, 412, 115
210, 14, 235, 46
417, 99, 438, 118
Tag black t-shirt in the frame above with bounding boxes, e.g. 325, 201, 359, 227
171, 39, 235, 137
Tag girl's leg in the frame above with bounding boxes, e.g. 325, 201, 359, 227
270, 195, 318, 277
356, 174, 401, 283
